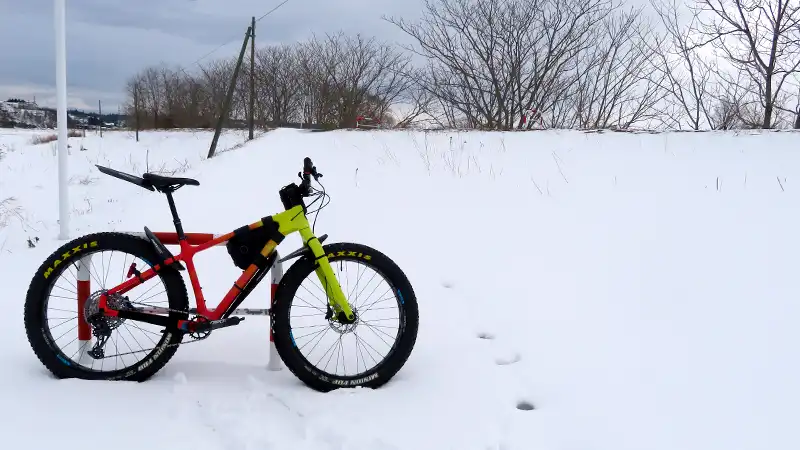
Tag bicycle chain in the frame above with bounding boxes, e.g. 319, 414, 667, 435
91, 331, 205, 360
88, 296, 218, 360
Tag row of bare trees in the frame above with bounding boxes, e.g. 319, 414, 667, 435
124, 0, 800, 131
126, 33, 414, 130
650, 0, 800, 130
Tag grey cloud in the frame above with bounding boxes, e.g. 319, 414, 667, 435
0, 0, 423, 111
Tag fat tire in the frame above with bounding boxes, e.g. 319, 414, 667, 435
24, 232, 189, 381
271, 242, 419, 392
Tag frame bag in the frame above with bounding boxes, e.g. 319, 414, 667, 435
226, 226, 273, 270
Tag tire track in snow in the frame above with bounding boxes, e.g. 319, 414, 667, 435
168, 372, 319, 449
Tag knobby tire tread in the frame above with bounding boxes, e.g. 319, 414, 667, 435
24, 232, 189, 382
271, 242, 419, 392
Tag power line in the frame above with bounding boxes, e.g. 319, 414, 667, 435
189, 40, 241, 69
129, 0, 294, 93
256, 0, 291, 22
187, 0, 293, 69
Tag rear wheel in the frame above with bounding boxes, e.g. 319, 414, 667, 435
271, 242, 419, 392
24, 232, 189, 381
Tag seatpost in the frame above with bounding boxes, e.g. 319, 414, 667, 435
164, 190, 186, 240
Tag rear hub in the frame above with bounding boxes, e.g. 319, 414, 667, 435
84, 291, 133, 359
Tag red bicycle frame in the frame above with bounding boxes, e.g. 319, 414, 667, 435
95, 220, 278, 332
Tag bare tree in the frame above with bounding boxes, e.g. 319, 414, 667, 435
294, 40, 332, 125
572, 7, 665, 129
312, 33, 412, 127
254, 44, 302, 125
140, 67, 164, 128
704, 68, 762, 129
197, 58, 237, 124
788, 84, 800, 128
518, 0, 620, 129
386, 0, 620, 130
159, 65, 187, 128
393, 69, 437, 128
123, 75, 145, 130
695, 0, 800, 128
649, 0, 715, 130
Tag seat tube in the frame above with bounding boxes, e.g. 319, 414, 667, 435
164, 191, 186, 240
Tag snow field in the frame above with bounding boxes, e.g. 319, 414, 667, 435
0, 127, 798, 450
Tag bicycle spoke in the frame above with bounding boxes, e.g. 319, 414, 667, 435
289, 258, 402, 378
41, 249, 173, 373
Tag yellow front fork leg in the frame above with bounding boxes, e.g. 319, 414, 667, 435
299, 228, 355, 321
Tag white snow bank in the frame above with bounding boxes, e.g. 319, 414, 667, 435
0, 127, 798, 450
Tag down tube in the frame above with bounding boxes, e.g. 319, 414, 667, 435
297, 227, 355, 321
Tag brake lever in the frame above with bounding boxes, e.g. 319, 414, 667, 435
298, 169, 322, 182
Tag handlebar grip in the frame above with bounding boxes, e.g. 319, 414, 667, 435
299, 157, 314, 196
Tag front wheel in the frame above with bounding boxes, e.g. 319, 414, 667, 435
271, 242, 419, 392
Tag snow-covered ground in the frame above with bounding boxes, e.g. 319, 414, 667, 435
1, 127, 798, 450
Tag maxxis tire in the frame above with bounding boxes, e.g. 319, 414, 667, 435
271, 242, 419, 392
24, 232, 189, 382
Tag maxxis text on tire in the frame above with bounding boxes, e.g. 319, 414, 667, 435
24, 232, 189, 382
271, 242, 419, 392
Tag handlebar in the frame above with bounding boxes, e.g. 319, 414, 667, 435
279, 157, 324, 210
299, 157, 322, 196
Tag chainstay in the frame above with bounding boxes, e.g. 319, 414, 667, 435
93, 333, 204, 359
93, 295, 208, 360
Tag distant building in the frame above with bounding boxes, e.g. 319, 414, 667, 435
5, 98, 40, 110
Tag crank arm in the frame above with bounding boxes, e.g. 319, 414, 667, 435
184, 317, 244, 333
100, 307, 246, 334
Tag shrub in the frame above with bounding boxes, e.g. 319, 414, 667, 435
30, 129, 84, 145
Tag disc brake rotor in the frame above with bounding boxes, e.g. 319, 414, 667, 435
328, 306, 359, 334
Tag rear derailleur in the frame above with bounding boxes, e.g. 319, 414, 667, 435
85, 291, 133, 359
84, 291, 238, 359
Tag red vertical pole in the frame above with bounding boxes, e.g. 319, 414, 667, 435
77, 281, 91, 339
77, 258, 91, 340
76, 255, 92, 364
270, 282, 278, 344
267, 255, 284, 371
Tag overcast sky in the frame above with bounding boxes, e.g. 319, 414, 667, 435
0, 0, 421, 112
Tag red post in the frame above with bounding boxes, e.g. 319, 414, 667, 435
76, 257, 91, 341
267, 255, 284, 371
76, 255, 93, 365
270, 283, 278, 344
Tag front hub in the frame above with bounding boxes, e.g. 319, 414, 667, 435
329, 307, 359, 334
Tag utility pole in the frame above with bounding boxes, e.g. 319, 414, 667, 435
134, 86, 140, 142
249, 16, 256, 140
98, 99, 103, 137
208, 25, 251, 159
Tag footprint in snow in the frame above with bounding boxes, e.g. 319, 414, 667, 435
475, 331, 520, 364
516, 400, 535, 411
494, 352, 521, 366
173, 372, 188, 384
